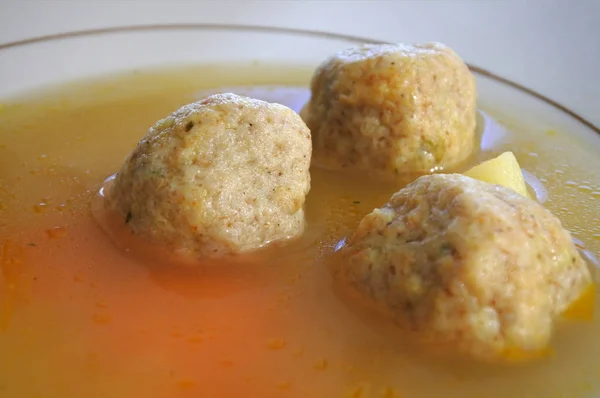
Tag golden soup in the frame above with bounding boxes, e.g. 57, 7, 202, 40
1, 64, 600, 398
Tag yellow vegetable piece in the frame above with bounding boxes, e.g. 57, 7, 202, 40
464, 151, 530, 198
561, 283, 596, 321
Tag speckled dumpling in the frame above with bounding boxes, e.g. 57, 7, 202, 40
107, 93, 312, 259
335, 174, 592, 362
301, 42, 477, 175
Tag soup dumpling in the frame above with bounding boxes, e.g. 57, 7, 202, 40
301, 42, 477, 175
107, 93, 312, 259
335, 174, 592, 362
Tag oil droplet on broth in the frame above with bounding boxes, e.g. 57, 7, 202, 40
267, 338, 286, 350
381, 386, 401, 398
277, 381, 292, 390
177, 379, 196, 391
313, 359, 329, 370
45, 226, 68, 239
33, 202, 48, 213
92, 313, 112, 325
347, 384, 368, 398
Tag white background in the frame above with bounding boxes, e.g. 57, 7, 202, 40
1, 0, 599, 126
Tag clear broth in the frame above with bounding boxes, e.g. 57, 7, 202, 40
1, 64, 600, 398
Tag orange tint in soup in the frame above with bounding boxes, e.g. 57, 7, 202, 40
1, 65, 600, 398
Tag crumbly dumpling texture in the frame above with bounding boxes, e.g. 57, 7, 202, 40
336, 174, 592, 361
107, 93, 312, 258
301, 42, 477, 175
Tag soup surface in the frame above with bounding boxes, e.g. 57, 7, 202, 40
1, 64, 600, 398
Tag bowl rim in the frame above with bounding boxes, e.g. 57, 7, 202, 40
1, 23, 598, 136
